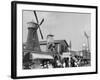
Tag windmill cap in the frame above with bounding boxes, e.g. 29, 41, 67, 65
27, 21, 38, 28
27, 21, 37, 25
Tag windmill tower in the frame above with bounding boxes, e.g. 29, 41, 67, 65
25, 11, 44, 52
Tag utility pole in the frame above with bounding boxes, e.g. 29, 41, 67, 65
69, 40, 72, 67
84, 31, 90, 51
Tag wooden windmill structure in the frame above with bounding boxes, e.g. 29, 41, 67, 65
25, 11, 44, 52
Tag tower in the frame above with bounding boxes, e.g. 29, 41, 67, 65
25, 21, 41, 51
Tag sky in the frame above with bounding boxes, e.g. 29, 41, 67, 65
23, 10, 91, 51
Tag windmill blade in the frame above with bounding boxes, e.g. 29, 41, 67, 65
34, 11, 39, 23
39, 18, 44, 26
33, 11, 44, 39
35, 19, 44, 39
35, 19, 44, 33
33, 25, 44, 39
39, 27, 44, 39
38, 19, 44, 39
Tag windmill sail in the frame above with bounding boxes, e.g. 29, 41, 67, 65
33, 11, 44, 39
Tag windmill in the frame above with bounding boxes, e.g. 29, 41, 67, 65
25, 11, 44, 51
84, 31, 90, 51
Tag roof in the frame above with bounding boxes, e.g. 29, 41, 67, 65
31, 52, 54, 60
23, 50, 53, 56
27, 21, 37, 25
23, 50, 54, 60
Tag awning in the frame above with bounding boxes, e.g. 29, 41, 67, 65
31, 53, 54, 60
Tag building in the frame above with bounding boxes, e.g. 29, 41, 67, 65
39, 40, 69, 54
